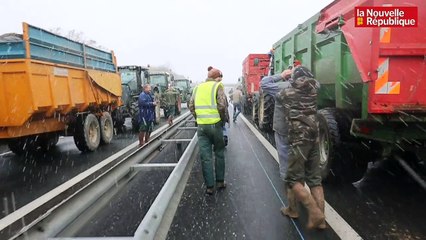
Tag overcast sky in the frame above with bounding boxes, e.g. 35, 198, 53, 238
1, 0, 334, 84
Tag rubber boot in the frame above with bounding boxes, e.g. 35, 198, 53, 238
292, 182, 325, 229
281, 186, 299, 218
311, 186, 327, 229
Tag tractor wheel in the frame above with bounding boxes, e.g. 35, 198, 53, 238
130, 101, 140, 132
131, 110, 140, 132
100, 112, 114, 144
317, 108, 341, 180
112, 107, 126, 133
8, 137, 32, 155
74, 114, 101, 152
258, 93, 274, 132
37, 133, 59, 152
242, 97, 251, 115
252, 94, 259, 125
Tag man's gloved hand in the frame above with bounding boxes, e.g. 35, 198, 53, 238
281, 69, 292, 81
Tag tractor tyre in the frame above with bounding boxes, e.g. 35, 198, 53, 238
252, 94, 259, 125
242, 97, 251, 115
8, 137, 31, 155
100, 112, 114, 144
112, 107, 126, 133
317, 108, 341, 180
74, 114, 101, 152
258, 93, 274, 132
130, 101, 140, 132
37, 133, 59, 152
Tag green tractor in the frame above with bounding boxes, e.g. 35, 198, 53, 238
172, 78, 192, 103
117, 65, 149, 132
147, 69, 181, 122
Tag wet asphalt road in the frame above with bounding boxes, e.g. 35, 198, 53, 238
0, 112, 187, 217
73, 125, 196, 237
323, 160, 426, 240
243, 112, 426, 240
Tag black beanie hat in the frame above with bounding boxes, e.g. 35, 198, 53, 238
292, 66, 314, 80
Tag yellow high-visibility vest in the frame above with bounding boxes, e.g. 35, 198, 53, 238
193, 81, 222, 124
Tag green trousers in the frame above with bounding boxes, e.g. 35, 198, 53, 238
197, 122, 225, 188
285, 141, 322, 188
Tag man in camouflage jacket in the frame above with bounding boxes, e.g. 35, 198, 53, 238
276, 66, 326, 229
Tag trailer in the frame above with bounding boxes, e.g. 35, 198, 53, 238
0, 23, 122, 154
239, 54, 270, 127
271, 0, 426, 179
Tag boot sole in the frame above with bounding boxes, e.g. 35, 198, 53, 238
280, 207, 299, 219
307, 215, 325, 230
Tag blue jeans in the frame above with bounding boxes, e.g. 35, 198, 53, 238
275, 132, 289, 181
233, 103, 242, 121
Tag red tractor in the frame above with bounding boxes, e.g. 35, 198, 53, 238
239, 54, 271, 127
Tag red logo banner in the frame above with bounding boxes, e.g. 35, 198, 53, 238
355, 6, 418, 27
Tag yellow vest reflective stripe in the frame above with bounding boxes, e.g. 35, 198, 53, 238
193, 81, 222, 124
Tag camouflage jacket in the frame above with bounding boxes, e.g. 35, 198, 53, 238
163, 88, 179, 106
189, 79, 229, 124
276, 76, 320, 145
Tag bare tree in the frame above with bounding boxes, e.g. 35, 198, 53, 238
49, 27, 109, 51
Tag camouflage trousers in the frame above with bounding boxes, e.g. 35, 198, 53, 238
284, 141, 322, 188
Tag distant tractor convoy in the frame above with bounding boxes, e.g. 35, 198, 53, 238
0, 23, 187, 154
117, 66, 184, 131
241, 0, 426, 179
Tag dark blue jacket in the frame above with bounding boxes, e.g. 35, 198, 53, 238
138, 92, 156, 123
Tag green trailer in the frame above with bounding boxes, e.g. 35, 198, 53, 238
272, 0, 426, 181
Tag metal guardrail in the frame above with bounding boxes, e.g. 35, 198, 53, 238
134, 134, 197, 239
0, 112, 193, 240
45, 119, 198, 240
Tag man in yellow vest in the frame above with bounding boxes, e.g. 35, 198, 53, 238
189, 66, 229, 195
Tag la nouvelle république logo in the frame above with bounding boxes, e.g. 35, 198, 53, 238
355, 6, 418, 27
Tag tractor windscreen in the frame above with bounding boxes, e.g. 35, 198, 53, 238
120, 70, 138, 92
150, 75, 168, 88
174, 80, 188, 89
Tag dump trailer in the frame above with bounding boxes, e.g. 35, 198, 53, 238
271, 0, 426, 178
0, 23, 122, 154
240, 54, 270, 127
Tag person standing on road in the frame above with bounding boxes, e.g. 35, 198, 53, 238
260, 69, 295, 217
138, 84, 157, 147
232, 86, 243, 122
189, 66, 229, 195
277, 66, 326, 229
163, 84, 180, 126
228, 88, 234, 104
